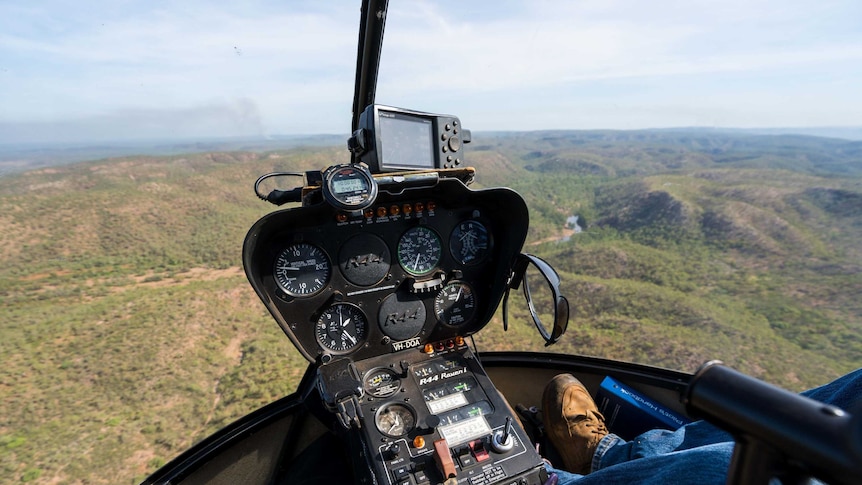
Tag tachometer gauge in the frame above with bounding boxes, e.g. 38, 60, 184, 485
315, 303, 367, 353
398, 226, 442, 276
364, 368, 401, 398
375, 403, 415, 437
434, 281, 477, 327
274, 243, 331, 297
450, 220, 491, 265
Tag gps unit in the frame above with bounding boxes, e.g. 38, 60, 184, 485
349, 104, 471, 173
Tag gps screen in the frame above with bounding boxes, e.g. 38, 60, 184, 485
379, 112, 434, 169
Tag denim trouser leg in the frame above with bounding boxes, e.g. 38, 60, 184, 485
546, 368, 862, 484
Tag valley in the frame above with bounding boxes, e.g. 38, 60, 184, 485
1, 131, 860, 483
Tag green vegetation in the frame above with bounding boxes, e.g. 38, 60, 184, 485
1, 131, 860, 483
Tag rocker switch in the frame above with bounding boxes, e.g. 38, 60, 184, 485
469, 439, 490, 462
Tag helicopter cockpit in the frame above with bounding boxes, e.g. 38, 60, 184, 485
242, 101, 559, 485
141, 1, 862, 484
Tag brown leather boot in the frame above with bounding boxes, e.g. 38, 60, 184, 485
542, 374, 609, 475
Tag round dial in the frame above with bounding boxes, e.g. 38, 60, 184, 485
378, 292, 426, 341
322, 164, 377, 211
315, 303, 367, 353
450, 220, 491, 265
339, 233, 391, 287
434, 281, 477, 327
363, 368, 401, 398
374, 403, 415, 437
398, 226, 443, 276
274, 243, 331, 297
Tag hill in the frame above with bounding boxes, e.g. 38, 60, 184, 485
1, 131, 860, 483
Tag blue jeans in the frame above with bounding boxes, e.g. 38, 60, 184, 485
547, 368, 862, 484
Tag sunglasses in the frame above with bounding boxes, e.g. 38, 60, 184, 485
503, 253, 569, 346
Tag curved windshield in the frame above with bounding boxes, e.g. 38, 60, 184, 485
1, 1, 860, 483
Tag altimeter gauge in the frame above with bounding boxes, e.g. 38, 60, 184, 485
398, 226, 443, 276
274, 243, 331, 297
434, 281, 477, 327
315, 303, 367, 353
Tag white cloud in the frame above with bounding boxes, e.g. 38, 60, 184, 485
1, 0, 861, 140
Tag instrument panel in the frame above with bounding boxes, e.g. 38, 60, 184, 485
244, 175, 546, 485
242, 178, 529, 363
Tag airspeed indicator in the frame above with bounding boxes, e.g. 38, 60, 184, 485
398, 226, 442, 276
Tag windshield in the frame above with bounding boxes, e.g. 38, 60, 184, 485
1, 1, 860, 483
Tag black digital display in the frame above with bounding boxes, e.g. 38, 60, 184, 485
379, 113, 435, 169
332, 177, 365, 194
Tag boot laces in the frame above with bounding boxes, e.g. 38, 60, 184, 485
566, 410, 608, 436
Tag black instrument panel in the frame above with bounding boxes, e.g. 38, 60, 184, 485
242, 178, 529, 363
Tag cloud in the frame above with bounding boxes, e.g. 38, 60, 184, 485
0, 98, 267, 144
1, 0, 861, 139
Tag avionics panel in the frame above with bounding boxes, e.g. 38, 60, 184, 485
354, 344, 547, 485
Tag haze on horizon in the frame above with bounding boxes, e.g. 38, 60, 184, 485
2, 0, 861, 145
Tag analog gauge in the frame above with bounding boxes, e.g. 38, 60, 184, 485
375, 403, 415, 437
274, 243, 331, 297
397, 226, 443, 276
449, 378, 475, 394
449, 220, 491, 265
439, 400, 494, 426
315, 303, 367, 353
364, 368, 401, 398
434, 281, 477, 327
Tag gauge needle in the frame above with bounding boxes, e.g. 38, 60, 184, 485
344, 331, 356, 345
413, 252, 421, 270
456, 287, 462, 301
389, 413, 401, 433
277, 266, 299, 271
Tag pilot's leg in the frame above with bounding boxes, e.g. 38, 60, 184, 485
542, 369, 862, 484
542, 373, 734, 484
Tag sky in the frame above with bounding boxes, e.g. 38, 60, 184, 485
2, 0, 862, 144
